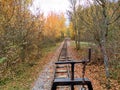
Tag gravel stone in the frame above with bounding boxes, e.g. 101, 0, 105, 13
32, 42, 64, 90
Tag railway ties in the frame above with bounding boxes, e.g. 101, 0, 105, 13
51, 39, 93, 90
53, 39, 71, 90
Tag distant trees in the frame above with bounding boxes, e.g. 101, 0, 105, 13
44, 12, 66, 41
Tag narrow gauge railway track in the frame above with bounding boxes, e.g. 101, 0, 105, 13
53, 39, 71, 90
51, 39, 93, 90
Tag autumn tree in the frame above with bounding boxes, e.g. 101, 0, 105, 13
44, 12, 66, 42
0, 0, 45, 76
70, 0, 120, 89
93, 1, 120, 89
68, 0, 79, 49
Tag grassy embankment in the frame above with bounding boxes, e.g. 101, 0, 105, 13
0, 42, 60, 90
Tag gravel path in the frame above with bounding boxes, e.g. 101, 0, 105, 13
32, 42, 63, 90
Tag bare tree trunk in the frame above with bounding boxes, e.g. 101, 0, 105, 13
74, 29, 78, 49
69, 0, 79, 49
100, 41, 110, 89
101, 1, 110, 89
77, 29, 80, 50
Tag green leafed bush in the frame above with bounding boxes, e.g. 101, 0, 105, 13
0, 57, 7, 63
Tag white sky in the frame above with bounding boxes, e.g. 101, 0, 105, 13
30, 0, 70, 16
29, 0, 93, 26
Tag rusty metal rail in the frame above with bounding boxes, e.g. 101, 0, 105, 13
51, 39, 93, 90
53, 39, 71, 90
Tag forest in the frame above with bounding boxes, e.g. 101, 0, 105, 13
0, 0, 120, 90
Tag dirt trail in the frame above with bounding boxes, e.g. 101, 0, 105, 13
32, 42, 64, 90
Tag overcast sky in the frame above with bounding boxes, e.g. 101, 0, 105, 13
29, 0, 93, 26
30, 0, 70, 16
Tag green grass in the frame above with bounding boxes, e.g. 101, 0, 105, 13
0, 42, 60, 90
0, 57, 7, 63
71, 41, 95, 48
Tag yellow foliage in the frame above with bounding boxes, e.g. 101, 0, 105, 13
68, 22, 75, 39
44, 12, 66, 39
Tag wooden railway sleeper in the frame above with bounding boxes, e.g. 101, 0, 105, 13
51, 48, 93, 90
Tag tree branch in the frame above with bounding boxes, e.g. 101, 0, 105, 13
108, 14, 120, 25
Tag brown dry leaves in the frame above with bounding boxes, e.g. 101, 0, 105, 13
68, 42, 120, 90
